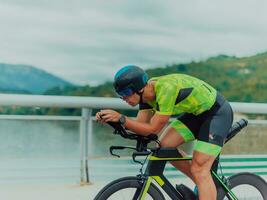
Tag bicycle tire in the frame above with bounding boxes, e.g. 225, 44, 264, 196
217, 172, 267, 200
94, 176, 165, 200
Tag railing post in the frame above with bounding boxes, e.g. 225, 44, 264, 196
80, 108, 91, 184
87, 108, 93, 183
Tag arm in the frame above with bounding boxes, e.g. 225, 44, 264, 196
125, 80, 179, 135
96, 109, 169, 136
95, 109, 153, 124
124, 113, 170, 136
97, 81, 177, 135
136, 109, 154, 123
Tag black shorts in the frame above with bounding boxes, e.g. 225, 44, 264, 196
170, 93, 233, 156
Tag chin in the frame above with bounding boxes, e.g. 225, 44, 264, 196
127, 102, 135, 106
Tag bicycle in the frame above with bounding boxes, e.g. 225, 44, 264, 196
94, 119, 267, 200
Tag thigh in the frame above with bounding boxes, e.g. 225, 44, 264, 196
195, 101, 233, 156
177, 113, 202, 138
198, 101, 233, 147
159, 125, 186, 147
160, 114, 200, 147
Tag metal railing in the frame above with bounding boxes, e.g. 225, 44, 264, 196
0, 93, 266, 184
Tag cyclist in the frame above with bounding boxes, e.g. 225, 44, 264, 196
96, 64, 233, 200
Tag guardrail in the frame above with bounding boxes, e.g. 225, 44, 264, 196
89, 155, 267, 182
0, 93, 266, 184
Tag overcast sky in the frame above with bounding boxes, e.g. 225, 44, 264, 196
0, 0, 266, 85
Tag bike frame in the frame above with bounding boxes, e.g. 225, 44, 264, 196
103, 119, 249, 200
137, 148, 239, 200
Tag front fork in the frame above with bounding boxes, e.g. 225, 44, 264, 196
136, 175, 167, 200
138, 176, 153, 200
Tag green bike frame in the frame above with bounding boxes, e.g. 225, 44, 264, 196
137, 147, 238, 200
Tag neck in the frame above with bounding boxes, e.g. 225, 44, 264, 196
142, 81, 156, 102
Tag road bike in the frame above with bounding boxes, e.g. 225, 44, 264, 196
94, 119, 267, 199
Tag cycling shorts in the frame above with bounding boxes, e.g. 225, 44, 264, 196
170, 93, 233, 156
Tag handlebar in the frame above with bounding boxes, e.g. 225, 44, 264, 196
110, 145, 137, 157
106, 121, 158, 142
106, 121, 158, 158
107, 121, 158, 141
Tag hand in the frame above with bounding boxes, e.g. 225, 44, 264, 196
96, 111, 105, 124
95, 109, 121, 123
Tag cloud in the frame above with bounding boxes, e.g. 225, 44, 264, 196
0, 0, 266, 85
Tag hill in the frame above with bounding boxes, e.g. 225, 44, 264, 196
1, 52, 266, 116
0, 63, 74, 94
145, 52, 267, 102
46, 52, 267, 103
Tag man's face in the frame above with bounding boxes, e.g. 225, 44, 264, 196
121, 93, 140, 107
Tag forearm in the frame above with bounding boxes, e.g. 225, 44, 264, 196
124, 116, 160, 136
95, 109, 168, 136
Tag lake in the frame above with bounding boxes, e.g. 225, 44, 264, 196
0, 119, 266, 184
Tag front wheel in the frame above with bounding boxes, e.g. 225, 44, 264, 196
217, 172, 267, 200
94, 176, 165, 200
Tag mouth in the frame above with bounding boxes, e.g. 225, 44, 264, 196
127, 101, 133, 106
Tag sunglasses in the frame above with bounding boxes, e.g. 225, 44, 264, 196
117, 88, 134, 98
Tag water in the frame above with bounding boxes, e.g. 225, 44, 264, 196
0, 119, 266, 184
0, 120, 80, 159
0, 120, 80, 184
0, 120, 140, 184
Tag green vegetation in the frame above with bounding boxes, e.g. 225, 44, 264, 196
44, 52, 267, 103
1, 52, 266, 115
146, 53, 267, 103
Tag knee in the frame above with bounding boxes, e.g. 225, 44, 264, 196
190, 163, 210, 182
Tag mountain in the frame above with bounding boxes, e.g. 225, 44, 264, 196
0, 63, 74, 94
3, 51, 266, 102
3, 51, 266, 116
145, 52, 267, 103
45, 51, 267, 103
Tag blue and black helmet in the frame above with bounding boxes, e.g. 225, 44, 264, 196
113, 65, 148, 97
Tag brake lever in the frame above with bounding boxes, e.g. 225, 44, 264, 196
109, 146, 137, 158
110, 146, 124, 158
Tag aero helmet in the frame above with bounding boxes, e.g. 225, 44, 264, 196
113, 65, 148, 97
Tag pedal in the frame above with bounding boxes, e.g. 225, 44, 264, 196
176, 184, 197, 200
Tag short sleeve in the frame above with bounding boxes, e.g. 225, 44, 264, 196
155, 81, 178, 115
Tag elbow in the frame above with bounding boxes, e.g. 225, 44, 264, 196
149, 121, 167, 135
150, 126, 163, 135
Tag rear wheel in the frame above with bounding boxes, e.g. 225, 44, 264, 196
217, 172, 267, 200
94, 176, 165, 200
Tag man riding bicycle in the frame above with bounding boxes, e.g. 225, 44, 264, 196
96, 65, 233, 200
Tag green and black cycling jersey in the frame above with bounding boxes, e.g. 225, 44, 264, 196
139, 74, 233, 156
139, 74, 217, 115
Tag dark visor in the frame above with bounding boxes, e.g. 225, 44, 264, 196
117, 88, 134, 98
